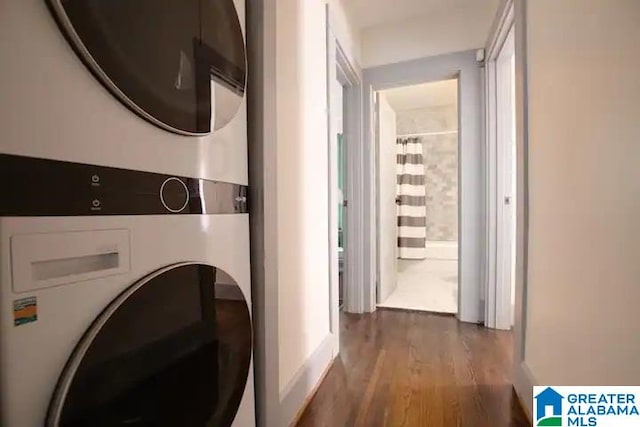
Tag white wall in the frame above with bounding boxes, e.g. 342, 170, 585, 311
328, 0, 362, 67
524, 0, 640, 391
360, 0, 499, 68
276, 0, 331, 393
273, 1, 362, 422
275, 0, 361, 390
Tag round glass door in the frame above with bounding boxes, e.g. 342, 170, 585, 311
47, 0, 246, 135
47, 263, 252, 427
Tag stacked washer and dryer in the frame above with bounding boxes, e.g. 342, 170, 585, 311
0, 0, 254, 426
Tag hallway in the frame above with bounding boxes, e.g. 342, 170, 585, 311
295, 310, 529, 426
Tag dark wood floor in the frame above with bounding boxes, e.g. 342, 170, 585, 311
295, 309, 530, 427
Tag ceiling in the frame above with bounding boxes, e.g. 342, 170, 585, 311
341, 0, 494, 30
383, 79, 458, 111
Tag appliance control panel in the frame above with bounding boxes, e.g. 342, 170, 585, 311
0, 154, 248, 216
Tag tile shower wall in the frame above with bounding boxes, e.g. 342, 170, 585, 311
397, 106, 458, 241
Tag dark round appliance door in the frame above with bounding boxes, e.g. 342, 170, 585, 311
47, 0, 246, 135
47, 263, 252, 427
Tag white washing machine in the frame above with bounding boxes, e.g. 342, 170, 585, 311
0, 156, 255, 426
0, 0, 254, 425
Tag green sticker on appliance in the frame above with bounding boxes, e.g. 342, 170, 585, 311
14, 297, 37, 326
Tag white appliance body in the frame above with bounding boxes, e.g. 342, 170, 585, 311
0, 0, 254, 424
0, 0, 248, 185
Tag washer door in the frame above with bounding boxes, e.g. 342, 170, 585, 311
47, 0, 246, 135
47, 263, 252, 427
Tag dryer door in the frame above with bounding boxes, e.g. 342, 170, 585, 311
47, 263, 251, 427
47, 0, 246, 135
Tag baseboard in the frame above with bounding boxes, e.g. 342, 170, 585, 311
513, 360, 537, 423
279, 333, 336, 426
287, 356, 335, 427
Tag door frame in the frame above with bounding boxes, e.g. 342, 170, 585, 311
484, 0, 515, 331
485, 0, 534, 414
326, 11, 364, 344
362, 51, 485, 323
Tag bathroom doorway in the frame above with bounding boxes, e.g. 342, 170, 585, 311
376, 79, 460, 314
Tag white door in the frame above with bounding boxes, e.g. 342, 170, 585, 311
376, 92, 398, 304
495, 26, 516, 329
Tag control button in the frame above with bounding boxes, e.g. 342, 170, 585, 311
92, 199, 101, 207
160, 177, 189, 213
91, 174, 100, 183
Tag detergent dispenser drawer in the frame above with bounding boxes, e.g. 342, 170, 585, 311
11, 229, 130, 293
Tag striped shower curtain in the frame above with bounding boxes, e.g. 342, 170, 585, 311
396, 137, 427, 259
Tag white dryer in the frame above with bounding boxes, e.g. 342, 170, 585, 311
0, 155, 255, 426
0, 0, 248, 184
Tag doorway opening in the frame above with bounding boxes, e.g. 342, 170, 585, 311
375, 79, 460, 314
326, 23, 363, 355
331, 75, 348, 310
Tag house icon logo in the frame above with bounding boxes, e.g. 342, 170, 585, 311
535, 387, 564, 426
